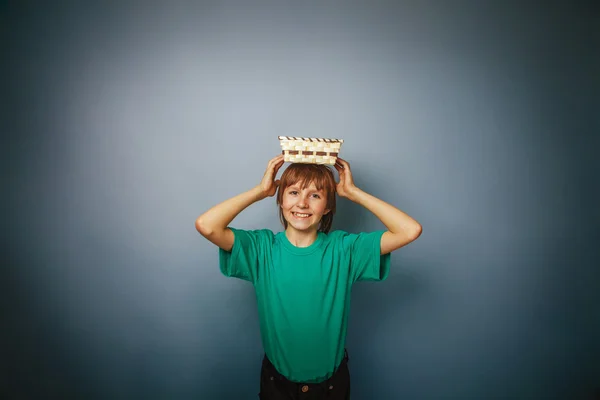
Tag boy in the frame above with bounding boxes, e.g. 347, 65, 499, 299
196, 155, 422, 399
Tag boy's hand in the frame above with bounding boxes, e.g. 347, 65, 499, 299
257, 154, 285, 199
334, 158, 359, 200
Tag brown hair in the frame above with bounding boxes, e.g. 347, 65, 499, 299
276, 163, 337, 233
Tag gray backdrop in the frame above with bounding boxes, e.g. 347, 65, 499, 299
3, 1, 599, 399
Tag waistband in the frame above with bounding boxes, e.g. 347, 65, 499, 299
262, 349, 349, 389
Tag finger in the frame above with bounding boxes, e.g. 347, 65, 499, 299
269, 154, 284, 165
269, 157, 284, 170
339, 160, 351, 173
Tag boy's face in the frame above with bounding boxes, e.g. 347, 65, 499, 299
280, 181, 330, 233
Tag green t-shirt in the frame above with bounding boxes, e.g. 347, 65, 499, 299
219, 228, 391, 383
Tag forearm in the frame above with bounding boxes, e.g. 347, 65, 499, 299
347, 188, 421, 237
195, 186, 265, 235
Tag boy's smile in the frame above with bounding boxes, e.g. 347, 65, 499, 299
291, 212, 311, 218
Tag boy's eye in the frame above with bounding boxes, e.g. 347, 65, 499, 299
311, 194, 321, 199
289, 191, 298, 195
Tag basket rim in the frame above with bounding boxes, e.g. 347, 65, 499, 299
278, 135, 344, 143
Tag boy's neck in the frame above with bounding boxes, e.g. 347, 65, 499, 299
285, 227, 319, 248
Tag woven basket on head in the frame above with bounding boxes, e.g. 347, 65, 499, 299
278, 136, 344, 165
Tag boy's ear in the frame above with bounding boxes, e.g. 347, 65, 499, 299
324, 209, 331, 215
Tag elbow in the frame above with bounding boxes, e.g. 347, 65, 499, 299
410, 223, 422, 242
195, 217, 214, 237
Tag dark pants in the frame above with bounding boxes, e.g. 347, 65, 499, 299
259, 350, 351, 399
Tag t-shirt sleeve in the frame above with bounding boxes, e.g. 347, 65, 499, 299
343, 230, 391, 283
218, 228, 273, 283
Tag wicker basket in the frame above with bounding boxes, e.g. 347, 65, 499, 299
278, 136, 344, 165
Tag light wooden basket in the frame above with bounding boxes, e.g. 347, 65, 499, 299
278, 136, 344, 165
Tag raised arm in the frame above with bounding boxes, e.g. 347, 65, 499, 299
195, 154, 284, 251
334, 158, 422, 255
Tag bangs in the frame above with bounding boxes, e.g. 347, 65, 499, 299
280, 164, 334, 192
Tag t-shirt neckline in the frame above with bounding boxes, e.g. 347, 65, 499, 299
278, 231, 324, 255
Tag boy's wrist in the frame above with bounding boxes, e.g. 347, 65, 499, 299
345, 186, 362, 203
251, 186, 268, 201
